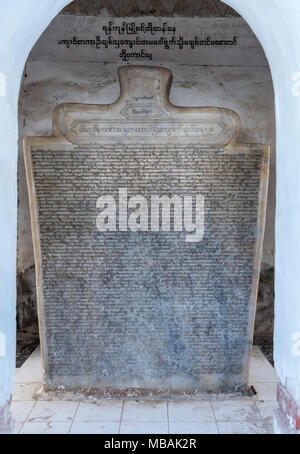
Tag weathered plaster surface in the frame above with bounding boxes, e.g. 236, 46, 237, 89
60, 0, 239, 17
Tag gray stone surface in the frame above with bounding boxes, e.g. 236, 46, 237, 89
24, 66, 269, 393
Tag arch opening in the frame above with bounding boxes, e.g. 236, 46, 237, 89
16, 0, 276, 385
3, 0, 294, 434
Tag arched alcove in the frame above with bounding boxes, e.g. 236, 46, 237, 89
1, 0, 300, 434
17, 0, 276, 371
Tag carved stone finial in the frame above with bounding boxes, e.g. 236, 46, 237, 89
53, 65, 241, 147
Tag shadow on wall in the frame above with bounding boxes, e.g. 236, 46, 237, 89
254, 264, 275, 365
17, 266, 39, 367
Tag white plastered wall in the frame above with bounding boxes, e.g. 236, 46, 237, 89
225, 0, 300, 404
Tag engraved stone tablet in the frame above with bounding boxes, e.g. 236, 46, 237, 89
24, 66, 269, 394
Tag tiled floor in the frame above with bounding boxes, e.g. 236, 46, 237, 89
12, 346, 279, 434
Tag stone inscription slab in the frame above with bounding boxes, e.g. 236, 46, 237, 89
24, 66, 269, 394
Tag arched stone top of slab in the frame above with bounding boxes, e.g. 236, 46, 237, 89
52, 66, 241, 147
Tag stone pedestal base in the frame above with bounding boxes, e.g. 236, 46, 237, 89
273, 384, 300, 434
0, 400, 14, 434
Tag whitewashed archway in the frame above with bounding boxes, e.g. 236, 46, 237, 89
225, 0, 300, 432
0, 0, 300, 433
